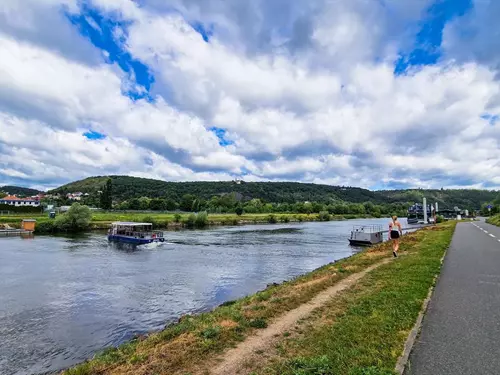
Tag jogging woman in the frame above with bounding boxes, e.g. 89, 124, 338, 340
389, 216, 403, 257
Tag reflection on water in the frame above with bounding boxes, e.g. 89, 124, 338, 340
0, 218, 409, 375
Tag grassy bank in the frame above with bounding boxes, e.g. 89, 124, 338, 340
63, 222, 455, 375
486, 215, 500, 226
0, 211, 370, 232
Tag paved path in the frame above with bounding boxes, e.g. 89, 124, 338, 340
405, 220, 500, 375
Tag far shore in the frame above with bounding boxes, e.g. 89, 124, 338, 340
0, 211, 378, 234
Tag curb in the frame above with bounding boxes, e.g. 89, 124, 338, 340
394, 247, 449, 374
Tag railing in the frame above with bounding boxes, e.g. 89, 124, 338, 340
112, 231, 163, 238
352, 224, 383, 233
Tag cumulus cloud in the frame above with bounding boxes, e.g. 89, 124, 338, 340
1, 0, 500, 190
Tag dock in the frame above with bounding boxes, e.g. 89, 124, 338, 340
0, 229, 34, 237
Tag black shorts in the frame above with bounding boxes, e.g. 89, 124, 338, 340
391, 230, 400, 239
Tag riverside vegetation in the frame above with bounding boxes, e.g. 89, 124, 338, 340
63, 222, 456, 375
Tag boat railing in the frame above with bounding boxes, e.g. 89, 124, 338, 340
351, 224, 383, 233
112, 230, 163, 238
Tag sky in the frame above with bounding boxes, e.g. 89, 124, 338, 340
0, 0, 500, 191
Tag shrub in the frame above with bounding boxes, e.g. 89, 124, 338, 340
174, 213, 182, 223
267, 214, 277, 224
195, 211, 209, 228
235, 206, 244, 216
436, 215, 445, 223
54, 203, 91, 232
141, 216, 158, 229
34, 221, 56, 234
318, 211, 331, 221
280, 215, 290, 223
184, 213, 196, 228
200, 326, 221, 340
248, 318, 268, 329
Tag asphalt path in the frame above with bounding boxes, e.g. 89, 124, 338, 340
405, 219, 500, 375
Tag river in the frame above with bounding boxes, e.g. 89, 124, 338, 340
0, 218, 409, 375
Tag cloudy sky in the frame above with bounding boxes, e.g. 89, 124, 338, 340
0, 0, 499, 191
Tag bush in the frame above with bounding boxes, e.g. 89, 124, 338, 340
267, 214, 277, 224
195, 211, 209, 228
248, 318, 268, 329
318, 211, 331, 221
184, 213, 196, 228
54, 203, 91, 232
235, 206, 244, 216
174, 213, 182, 223
436, 215, 445, 223
280, 215, 290, 223
141, 216, 158, 229
34, 221, 56, 234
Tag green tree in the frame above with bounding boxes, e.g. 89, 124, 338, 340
235, 206, 244, 216
128, 198, 140, 210
149, 198, 167, 211
55, 203, 92, 232
180, 194, 196, 211
138, 197, 151, 210
99, 179, 113, 209
165, 199, 178, 211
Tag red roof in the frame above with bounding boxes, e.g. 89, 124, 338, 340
1, 195, 37, 202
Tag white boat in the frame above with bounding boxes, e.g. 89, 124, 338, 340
348, 225, 383, 246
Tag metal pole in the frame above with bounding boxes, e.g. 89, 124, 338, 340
423, 197, 427, 224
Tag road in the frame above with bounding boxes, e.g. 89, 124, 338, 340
405, 219, 500, 375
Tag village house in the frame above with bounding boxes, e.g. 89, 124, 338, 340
0, 195, 41, 207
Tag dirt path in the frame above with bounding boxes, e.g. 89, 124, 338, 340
211, 258, 393, 375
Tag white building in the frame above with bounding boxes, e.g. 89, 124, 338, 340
0, 195, 41, 207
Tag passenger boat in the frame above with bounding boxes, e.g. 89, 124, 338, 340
107, 222, 165, 245
407, 203, 432, 224
348, 225, 383, 246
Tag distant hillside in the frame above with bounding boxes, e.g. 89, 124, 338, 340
380, 189, 498, 209
0, 185, 43, 197
50, 175, 498, 209
50, 176, 387, 204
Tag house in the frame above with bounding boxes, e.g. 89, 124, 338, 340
0, 195, 41, 207
67, 192, 83, 201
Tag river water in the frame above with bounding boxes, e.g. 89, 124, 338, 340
0, 218, 408, 375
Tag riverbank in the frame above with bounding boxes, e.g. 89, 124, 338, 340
0, 211, 371, 233
64, 222, 455, 375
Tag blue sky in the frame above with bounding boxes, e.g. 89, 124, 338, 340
0, 0, 499, 191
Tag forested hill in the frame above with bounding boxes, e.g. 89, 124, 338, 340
0, 185, 42, 197
50, 176, 385, 204
49, 175, 498, 209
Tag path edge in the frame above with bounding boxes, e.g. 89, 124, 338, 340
394, 244, 449, 374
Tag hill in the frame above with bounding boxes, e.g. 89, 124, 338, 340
50, 175, 498, 209
380, 189, 498, 210
0, 185, 43, 197
50, 176, 387, 204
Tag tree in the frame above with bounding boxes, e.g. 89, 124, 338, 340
99, 179, 113, 209
165, 199, 178, 211
138, 197, 151, 210
149, 198, 167, 211
128, 198, 140, 210
235, 206, 244, 216
180, 194, 196, 211
55, 203, 92, 232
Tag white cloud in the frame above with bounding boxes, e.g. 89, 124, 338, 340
1, 0, 500, 191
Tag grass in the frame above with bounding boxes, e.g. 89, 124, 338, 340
62, 223, 455, 375
486, 214, 500, 226
257, 223, 455, 375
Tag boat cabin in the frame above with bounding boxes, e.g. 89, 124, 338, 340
108, 222, 164, 244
